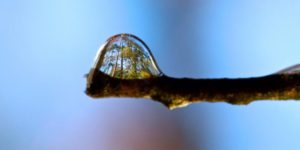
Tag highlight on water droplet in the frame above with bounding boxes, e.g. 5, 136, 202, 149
275, 64, 300, 75
92, 33, 163, 79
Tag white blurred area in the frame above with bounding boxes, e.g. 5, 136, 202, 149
1, 0, 300, 150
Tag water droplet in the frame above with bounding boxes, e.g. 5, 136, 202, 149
275, 64, 300, 75
92, 33, 163, 79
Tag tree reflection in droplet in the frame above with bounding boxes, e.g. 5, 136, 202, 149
94, 34, 162, 79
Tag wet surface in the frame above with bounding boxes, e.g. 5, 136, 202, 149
93, 34, 162, 79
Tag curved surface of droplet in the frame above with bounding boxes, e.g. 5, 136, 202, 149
92, 33, 163, 79
275, 64, 300, 75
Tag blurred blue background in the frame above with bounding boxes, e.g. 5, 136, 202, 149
1, 0, 300, 150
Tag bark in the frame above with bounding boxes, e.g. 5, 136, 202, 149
86, 68, 300, 109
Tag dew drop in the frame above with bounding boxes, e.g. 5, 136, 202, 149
92, 33, 163, 79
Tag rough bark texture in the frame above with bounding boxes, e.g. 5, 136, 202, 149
86, 69, 300, 109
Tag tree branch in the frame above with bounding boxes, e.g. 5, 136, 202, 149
85, 69, 300, 109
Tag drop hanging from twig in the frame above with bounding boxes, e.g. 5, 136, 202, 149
86, 33, 300, 109
92, 33, 163, 79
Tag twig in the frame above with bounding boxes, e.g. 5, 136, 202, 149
85, 68, 300, 109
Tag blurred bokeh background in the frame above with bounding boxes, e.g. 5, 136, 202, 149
1, 0, 300, 150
